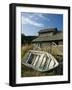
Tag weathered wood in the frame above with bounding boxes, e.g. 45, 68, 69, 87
22, 50, 59, 72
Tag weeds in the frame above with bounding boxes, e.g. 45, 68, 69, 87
21, 44, 63, 77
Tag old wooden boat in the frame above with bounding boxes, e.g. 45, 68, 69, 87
22, 50, 59, 72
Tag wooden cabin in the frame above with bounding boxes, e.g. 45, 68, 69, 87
32, 28, 63, 47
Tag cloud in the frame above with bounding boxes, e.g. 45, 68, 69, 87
29, 13, 50, 21
37, 14, 50, 21
22, 15, 44, 27
27, 13, 50, 21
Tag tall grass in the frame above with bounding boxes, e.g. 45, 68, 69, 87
21, 44, 33, 59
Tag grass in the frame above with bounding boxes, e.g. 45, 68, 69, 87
21, 64, 62, 77
21, 44, 63, 77
21, 44, 33, 58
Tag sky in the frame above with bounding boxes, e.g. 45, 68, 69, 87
21, 12, 63, 36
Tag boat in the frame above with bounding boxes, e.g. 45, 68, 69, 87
22, 50, 59, 72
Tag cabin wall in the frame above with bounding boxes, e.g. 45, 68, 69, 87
32, 40, 63, 55
33, 41, 63, 48
39, 32, 53, 37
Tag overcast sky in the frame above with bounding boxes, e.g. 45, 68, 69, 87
21, 12, 63, 36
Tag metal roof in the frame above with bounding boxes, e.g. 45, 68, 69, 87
38, 28, 57, 34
